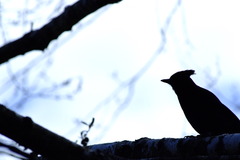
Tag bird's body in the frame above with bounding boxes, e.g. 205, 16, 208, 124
162, 70, 240, 136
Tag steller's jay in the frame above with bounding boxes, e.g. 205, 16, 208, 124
161, 70, 240, 136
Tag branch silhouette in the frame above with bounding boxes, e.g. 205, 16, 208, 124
0, 0, 122, 65
0, 104, 111, 160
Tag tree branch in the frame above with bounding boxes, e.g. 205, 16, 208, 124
0, 0, 122, 65
89, 135, 240, 159
1, 104, 240, 159
0, 104, 111, 160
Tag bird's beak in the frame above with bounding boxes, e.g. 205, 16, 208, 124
161, 79, 171, 84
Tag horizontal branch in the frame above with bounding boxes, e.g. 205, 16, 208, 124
0, 0, 122, 65
89, 135, 240, 159
1, 103, 240, 160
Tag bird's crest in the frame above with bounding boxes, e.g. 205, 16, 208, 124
161, 70, 195, 85
171, 70, 195, 79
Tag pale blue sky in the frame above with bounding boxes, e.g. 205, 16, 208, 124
2, 0, 240, 146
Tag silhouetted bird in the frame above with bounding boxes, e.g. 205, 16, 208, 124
161, 70, 240, 136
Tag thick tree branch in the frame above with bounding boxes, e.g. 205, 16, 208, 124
90, 135, 240, 159
0, 0, 122, 65
0, 104, 111, 160
1, 104, 240, 160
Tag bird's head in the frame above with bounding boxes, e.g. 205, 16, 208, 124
161, 70, 195, 88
